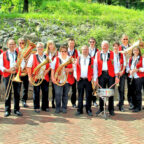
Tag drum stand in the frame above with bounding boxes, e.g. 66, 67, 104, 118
96, 96, 109, 120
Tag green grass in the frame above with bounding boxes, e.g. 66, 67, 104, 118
0, 1, 144, 47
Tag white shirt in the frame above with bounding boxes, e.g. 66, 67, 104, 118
93, 50, 119, 81
121, 44, 129, 50
68, 48, 81, 57
73, 55, 90, 79
48, 51, 60, 61
0, 50, 25, 72
51, 55, 70, 83
114, 52, 126, 72
89, 47, 97, 58
126, 56, 144, 78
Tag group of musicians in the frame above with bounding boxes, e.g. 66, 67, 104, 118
0, 34, 144, 117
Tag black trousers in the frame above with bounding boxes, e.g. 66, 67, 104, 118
70, 80, 77, 105
118, 74, 125, 107
33, 80, 49, 110
54, 83, 70, 111
20, 75, 29, 102
4, 76, 21, 113
98, 71, 115, 111
127, 77, 133, 104
77, 78, 92, 113
0, 75, 1, 83
128, 78, 142, 110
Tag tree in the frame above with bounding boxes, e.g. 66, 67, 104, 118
23, 0, 29, 13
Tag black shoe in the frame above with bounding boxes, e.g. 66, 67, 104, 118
52, 103, 55, 108
96, 109, 103, 115
42, 108, 49, 112
14, 111, 23, 116
34, 109, 40, 113
4, 111, 10, 117
72, 104, 76, 108
75, 111, 83, 116
22, 101, 29, 108
87, 111, 93, 116
62, 109, 67, 114
132, 108, 140, 113
129, 103, 134, 110
55, 109, 60, 114
109, 110, 115, 116
119, 106, 125, 112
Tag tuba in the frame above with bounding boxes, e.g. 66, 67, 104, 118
30, 56, 51, 86
13, 40, 36, 82
54, 57, 74, 86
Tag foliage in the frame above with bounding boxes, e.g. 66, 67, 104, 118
0, 1, 144, 48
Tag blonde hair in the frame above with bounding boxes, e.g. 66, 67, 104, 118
45, 40, 56, 55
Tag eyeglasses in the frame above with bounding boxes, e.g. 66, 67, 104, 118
19, 42, 25, 44
89, 41, 95, 43
61, 51, 67, 53
123, 39, 128, 40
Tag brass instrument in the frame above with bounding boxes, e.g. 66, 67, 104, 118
13, 40, 36, 82
30, 57, 51, 86
92, 80, 97, 96
119, 39, 144, 55
54, 58, 74, 86
5, 67, 17, 100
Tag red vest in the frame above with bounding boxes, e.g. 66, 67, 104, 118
76, 56, 93, 82
118, 53, 125, 75
90, 48, 99, 59
128, 56, 144, 78
119, 44, 130, 51
0, 49, 3, 75
97, 50, 115, 77
32, 54, 50, 82
51, 51, 58, 61
69, 49, 79, 59
55, 57, 74, 85
3, 50, 18, 78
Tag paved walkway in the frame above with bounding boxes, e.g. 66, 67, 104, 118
0, 101, 144, 144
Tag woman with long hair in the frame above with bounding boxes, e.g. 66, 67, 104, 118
126, 47, 144, 112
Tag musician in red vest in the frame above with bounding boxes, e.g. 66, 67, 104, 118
0, 39, 24, 117
126, 46, 144, 112
45, 40, 59, 108
27, 42, 50, 113
113, 42, 126, 112
88, 37, 99, 107
119, 34, 134, 110
51, 45, 74, 114
74, 45, 93, 116
94, 40, 119, 116
16, 38, 29, 108
68, 38, 80, 108
0, 45, 3, 83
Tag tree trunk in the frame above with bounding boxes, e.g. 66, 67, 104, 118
23, 0, 29, 13
107, 0, 112, 5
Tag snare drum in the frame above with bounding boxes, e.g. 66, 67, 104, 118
97, 88, 114, 97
